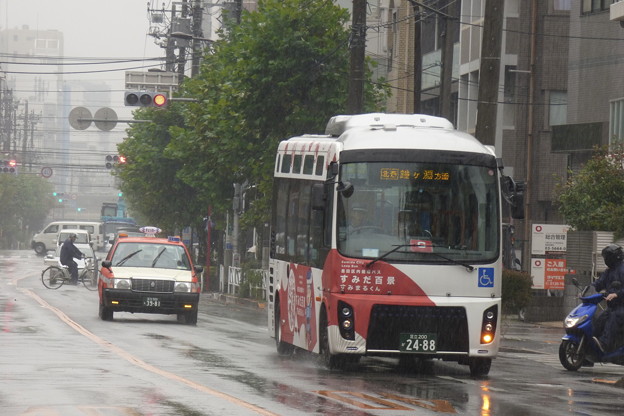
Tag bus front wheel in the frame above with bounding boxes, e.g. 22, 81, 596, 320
275, 298, 294, 356
468, 357, 491, 377
319, 307, 346, 370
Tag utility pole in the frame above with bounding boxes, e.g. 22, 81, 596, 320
411, 2, 422, 113
235, 0, 243, 24
191, 0, 203, 77
439, 2, 456, 121
165, 5, 177, 72
474, 0, 504, 146
522, 0, 538, 272
177, 0, 189, 83
347, 0, 366, 114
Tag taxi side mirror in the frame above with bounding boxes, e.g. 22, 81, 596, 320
194, 265, 204, 274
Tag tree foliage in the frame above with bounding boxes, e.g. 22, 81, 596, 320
0, 174, 54, 248
555, 145, 624, 237
116, 105, 205, 235
117, 0, 387, 249
168, 0, 386, 225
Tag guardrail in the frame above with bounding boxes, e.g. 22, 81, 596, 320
227, 266, 267, 300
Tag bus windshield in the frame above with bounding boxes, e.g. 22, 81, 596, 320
337, 161, 499, 263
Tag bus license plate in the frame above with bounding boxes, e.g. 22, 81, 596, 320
143, 297, 161, 307
399, 333, 437, 353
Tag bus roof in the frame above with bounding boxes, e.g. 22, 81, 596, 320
325, 113, 454, 136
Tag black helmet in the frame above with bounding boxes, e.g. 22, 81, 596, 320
602, 244, 624, 269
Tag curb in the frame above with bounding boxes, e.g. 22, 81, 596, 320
203, 292, 266, 310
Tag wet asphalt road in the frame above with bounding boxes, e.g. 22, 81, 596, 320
2, 249, 624, 415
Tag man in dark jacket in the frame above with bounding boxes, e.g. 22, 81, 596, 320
60, 233, 84, 285
592, 244, 624, 353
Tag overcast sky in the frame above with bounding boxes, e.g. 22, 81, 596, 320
2, 0, 163, 58
2, 0, 167, 102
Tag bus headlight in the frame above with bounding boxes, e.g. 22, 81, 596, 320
338, 301, 355, 340
481, 305, 498, 344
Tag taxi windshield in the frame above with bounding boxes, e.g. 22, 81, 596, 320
111, 241, 191, 270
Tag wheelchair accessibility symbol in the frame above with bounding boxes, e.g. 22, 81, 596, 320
478, 268, 494, 288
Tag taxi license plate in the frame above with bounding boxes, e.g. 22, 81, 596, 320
399, 333, 437, 353
143, 297, 161, 307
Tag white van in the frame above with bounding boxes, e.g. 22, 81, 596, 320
31, 221, 104, 254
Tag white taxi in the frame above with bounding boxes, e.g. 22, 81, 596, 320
98, 231, 202, 324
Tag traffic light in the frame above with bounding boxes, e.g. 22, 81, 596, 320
52, 192, 65, 203
0, 159, 17, 174
105, 155, 127, 169
124, 91, 168, 107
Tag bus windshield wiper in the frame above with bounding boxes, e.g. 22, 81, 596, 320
422, 251, 475, 272
116, 249, 142, 266
366, 244, 416, 268
366, 244, 475, 272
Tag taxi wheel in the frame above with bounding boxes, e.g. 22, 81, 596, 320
177, 310, 198, 325
99, 302, 113, 321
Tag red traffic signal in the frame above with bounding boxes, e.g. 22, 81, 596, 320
124, 91, 168, 107
1, 159, 17, 174
105, 155, 126, 169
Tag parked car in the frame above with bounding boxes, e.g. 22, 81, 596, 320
31, 220, 104, 254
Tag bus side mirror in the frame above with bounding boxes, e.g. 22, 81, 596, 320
510, 192, 524, 220
336, 181, 354, 198
501, 175, 525, 219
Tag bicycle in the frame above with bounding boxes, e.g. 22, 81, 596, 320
41, 257, 98, 291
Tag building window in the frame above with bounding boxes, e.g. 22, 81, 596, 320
610, 98, 624, 143
581, 0, 609, 14
549, 91, 567, 127
554, 0, 572, 11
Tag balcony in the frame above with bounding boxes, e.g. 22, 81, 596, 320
610, 0, 624, 23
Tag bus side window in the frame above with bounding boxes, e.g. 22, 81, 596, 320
286, 181, 300, 258
273, 178, 289, 257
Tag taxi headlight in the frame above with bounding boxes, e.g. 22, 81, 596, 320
114, 279, 132, 290
564, 314, 588, 329
174, 282, 190, 293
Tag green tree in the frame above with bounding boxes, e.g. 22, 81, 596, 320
0, 174, 54, 249
555, 145, 624, 237
168, 0, 387, 225
116, 105, 206, 236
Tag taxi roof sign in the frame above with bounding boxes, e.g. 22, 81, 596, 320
139, 226, 162, 237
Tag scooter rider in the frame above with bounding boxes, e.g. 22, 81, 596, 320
592, 244, 624, 353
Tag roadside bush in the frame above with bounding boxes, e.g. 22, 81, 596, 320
502, 269, 533, 314
239, 260, 266, 300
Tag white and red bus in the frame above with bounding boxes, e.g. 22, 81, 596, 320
266, 113, 524, 376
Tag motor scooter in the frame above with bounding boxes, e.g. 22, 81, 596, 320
559, 279, 624, 371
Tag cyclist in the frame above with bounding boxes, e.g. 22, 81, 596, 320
60, 233, 84, 285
